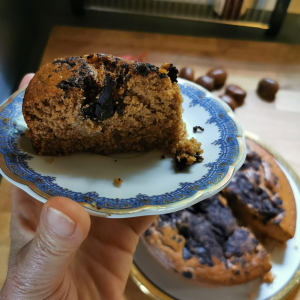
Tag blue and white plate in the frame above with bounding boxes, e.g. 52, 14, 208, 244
0, 78, 246, 218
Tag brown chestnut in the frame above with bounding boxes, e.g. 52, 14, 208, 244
219, 94, 237, 111
225, 85, 246, 107
207, 68, 227, 89
179, 67, 195, 81
257, 78, 279, 101
195, 75, 214, 91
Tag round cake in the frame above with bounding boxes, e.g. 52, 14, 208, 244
143, 139, 296, 285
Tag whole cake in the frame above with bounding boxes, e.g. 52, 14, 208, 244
143, 139, 296, 285
144, 195, 272, 285
23, 54, 202, 167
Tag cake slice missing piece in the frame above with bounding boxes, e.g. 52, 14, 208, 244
23, 53, 202, 169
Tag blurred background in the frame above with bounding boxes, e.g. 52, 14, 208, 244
0, 0, 300, 103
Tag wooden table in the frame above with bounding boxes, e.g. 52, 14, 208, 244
1, 26, 300, 299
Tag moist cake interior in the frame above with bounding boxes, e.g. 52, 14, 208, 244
23, 54, 203, 167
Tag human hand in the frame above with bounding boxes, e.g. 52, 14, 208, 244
0, 74, 156, 300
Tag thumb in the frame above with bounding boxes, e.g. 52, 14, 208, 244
6, 197, 90, 297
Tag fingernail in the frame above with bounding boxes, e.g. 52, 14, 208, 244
46, 207, 76, 237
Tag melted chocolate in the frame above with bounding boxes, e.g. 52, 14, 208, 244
226, 150, 284, 221
56, 55, 178, 122
166, 64, 179, 83
157, 195, 259, 269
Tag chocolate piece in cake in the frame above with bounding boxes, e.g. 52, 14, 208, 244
23, 54, 202, 168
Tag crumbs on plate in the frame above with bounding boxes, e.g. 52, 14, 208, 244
114, 178, 123, 187
3, 118, 10, 124
48, 158, 54, 164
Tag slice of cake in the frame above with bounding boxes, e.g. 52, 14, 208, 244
22, 54, 202, 167
223, 139, 296, 243
143, 195, 271, 285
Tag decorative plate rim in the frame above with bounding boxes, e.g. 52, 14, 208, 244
130, 131, 300, 300
0, 80, 246, 217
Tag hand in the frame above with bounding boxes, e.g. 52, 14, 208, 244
0, 74, 156, 300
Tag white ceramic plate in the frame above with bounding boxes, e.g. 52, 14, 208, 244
131, 134, 300, 300
0, 78, 245, 218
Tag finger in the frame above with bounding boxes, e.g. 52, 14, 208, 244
6, 197, 90, 297
19, 73, 35, 89
121, 215, 157, 236
10, 187, 44, 256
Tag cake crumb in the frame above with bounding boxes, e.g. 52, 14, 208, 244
3, 118, 10, 124
114, 178, 123, 187
161, 155, 165, 159
48, 158, 54, 164
193, 126, 204, 133
262, 271, 274, 283
248, 292, 254, 299
175, 138, 203, 170
115, 159, 117, 162
13, 122, 17, 125
91, 201, 96, 208
295, 246, 298, 250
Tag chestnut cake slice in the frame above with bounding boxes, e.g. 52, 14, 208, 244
223, 139, 296, 243
23, 54, 203, 167
143, 195, 272, 285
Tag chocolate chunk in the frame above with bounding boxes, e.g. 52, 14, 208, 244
145, 229, 151, 236
175, 153, 187, 171
195, 246, 206, 254
179, 67, 194, 81
182, 271, 193, 279
225, 85, 246, 107
87, 74, 116, 121
219, 94, 237, 111
257, 78, 279, 101
235, 270, 241, 275
225, 229, 249, 258
57, 76, 83, 90
207, 68, 227, 89
166, 64, 179, 83
134, 62, 160, 77
136, 64, 148, 76
195, 75, 214, 91
226, 151, 284, 218
87, 54, 94, 59
273, 197, 283, 206
182, 247, 192, 260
